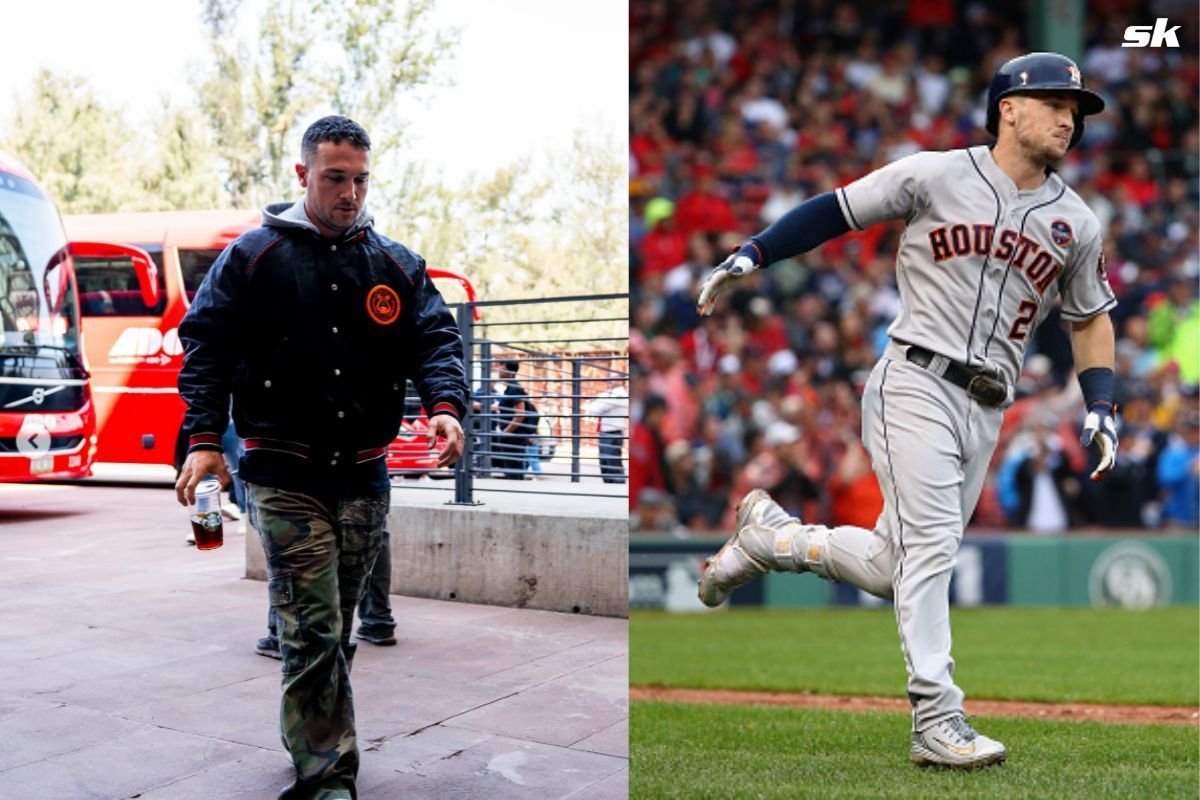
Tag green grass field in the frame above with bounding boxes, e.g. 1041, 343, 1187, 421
631, 701, 1199, 799
630, 607, 1199, 799
631, 607, 1199, 705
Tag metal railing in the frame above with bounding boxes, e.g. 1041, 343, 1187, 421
397, 292, 629, 504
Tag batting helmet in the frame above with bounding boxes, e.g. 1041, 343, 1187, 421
985, 52, 1105, 149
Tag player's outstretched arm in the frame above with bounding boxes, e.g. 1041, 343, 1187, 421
697, 192, 851, 316
1070, 312, 1118, 481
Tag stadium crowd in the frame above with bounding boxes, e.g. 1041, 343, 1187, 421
629, 1, 1200, 534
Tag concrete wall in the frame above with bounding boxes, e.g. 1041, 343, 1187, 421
246, 490, 628, 618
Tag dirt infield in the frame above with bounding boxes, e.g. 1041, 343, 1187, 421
631, 686, 1200, 726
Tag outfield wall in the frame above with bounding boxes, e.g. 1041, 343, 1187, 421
630, 534, 1199, 612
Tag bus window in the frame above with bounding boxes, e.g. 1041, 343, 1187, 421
179, 248, 224, 303
75, 244, 166, 317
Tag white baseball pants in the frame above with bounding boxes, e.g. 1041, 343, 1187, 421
800, 342, 1003, 731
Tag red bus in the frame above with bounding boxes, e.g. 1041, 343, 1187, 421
0, 151, 155, 481
62, 210, 477, 475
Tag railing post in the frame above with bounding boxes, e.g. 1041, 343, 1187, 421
479, 338, 493, 477
450, 303, 482, 505
571, 357, 582, 483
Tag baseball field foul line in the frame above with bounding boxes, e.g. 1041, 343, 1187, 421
630, 687, 1200, 726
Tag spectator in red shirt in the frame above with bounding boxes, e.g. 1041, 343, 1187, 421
674, 167, 738, 237
1114, 155, 1161, 208
744, 297, 790, 356
714, 117, 759, 179
638, 198, 688, 280
630, 394, 669, 510
647, 336, 701, 443
829, 434, 884, 529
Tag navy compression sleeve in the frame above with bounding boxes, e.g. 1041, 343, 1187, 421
737, 191, 850, 267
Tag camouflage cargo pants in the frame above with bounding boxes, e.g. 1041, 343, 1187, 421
246, 482, 390, 800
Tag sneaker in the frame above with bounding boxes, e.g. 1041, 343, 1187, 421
355, 628, 397, 646
186, 530, 195, 545
697, 489, 794, 607
221, 502, 242, 521
910, 715, 1006, 769
256, 636, 282, 660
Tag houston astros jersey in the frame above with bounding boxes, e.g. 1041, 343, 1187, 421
834, 145, 1116, 385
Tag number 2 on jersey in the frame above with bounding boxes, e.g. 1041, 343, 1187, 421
1008, 300, 1039, 341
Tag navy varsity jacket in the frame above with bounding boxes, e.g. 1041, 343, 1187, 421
177, 199, 469, 494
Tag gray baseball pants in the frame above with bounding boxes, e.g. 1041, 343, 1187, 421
799, 341, 1003, 731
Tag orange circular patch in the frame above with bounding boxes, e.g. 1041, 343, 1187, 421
366, 285, 401, 325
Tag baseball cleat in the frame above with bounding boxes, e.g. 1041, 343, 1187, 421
698, 489, 792, 607
910, 715, 1006, 769
735, 488, 793, 531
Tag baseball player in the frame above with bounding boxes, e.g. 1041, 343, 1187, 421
696, 53, 1117, 769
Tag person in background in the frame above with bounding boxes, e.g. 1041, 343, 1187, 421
221, 412, 247, 529
1013, 424, 1079, 533
630, 394, 669, 510
355, 531, 397, 645
258, 531, 398, 655
522, 395, 544, 479
587, 384, 629, 483
828, 430, 884, 530
495, 360, 531, 480
1157, 412, 1200, 529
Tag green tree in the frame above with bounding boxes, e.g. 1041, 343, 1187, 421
138, 103, 223, 210
1, 70, 144, 213
388, 130, 627, 345
315, 0, 459, 224
319, 0, 458, 154
388, 159, 549, 303
195, 0, 318, 207
194, 0, 457, 209
545, 130, 628, 295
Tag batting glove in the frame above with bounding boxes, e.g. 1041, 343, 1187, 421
697, 251, 759, 317
1079, 401, 1118, 481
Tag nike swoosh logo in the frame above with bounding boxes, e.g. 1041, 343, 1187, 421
933, 737, 976, 757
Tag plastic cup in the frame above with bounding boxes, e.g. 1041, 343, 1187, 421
190, 477, 224, 551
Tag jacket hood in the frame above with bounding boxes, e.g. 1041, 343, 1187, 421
262, 199, 374, 238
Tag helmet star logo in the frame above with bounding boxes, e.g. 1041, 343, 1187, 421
1019, 71, 1029, 86
1067, 64, 1081, 84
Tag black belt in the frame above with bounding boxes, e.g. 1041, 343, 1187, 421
903, 345, 1008, 408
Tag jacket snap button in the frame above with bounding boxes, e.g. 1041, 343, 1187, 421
264, 380, 272, 388
331, 284, 338, 291
337, 411, 345, 419
330, 459, 338, 465
334, 369, 341, 376
331, 327, 338, 334
330, 244, 337, 252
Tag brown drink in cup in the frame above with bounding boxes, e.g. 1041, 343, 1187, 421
191, 477, 224, 551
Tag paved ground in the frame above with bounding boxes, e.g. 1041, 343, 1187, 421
0, 480, 627, 799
